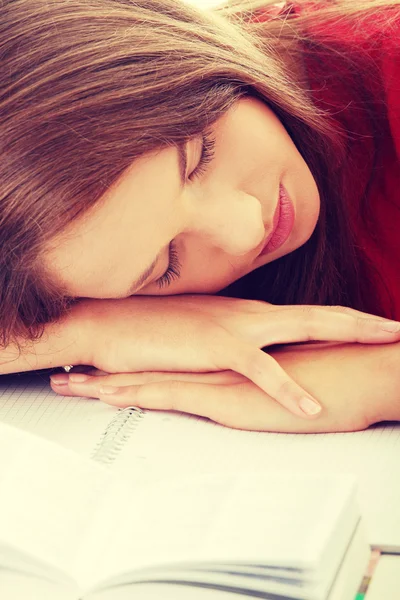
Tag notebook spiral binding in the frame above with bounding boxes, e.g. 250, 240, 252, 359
90, 406, 145, 466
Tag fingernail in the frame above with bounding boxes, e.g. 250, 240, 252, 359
50, 373, 69, 385
299, 397, 322, 416
69, 373, 91, 383
99, 386, 120, 395
380, 321, 400, 333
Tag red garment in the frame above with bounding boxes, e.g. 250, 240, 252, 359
256, 2, 400, 318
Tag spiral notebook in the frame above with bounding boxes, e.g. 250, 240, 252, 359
1, 369, 400, 553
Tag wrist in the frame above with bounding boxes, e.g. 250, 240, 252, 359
0, 299, 94, 374
270, 340, 400, 428
377, 340, 400, 422
61, 299, 98, 367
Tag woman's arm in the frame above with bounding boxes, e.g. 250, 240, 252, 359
53, 338, 400, 433
0, 300, 92, 374
7, 292, 400, 428
268, 340, 400, 430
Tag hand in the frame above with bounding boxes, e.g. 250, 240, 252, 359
53, 295, 400, 419
49, 339, 400, 432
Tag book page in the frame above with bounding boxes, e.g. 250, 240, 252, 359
0, 372, 118, 455
113, 410, 400, 550
89, 584, 246, 600
80, 473, 358, 597
0, 570, 75, 600
0, 421, 112, 583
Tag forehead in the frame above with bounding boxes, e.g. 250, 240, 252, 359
41, 145, 181, 297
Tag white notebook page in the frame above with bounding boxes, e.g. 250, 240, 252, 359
0, 372, 119, 455
114, 410, 400, 551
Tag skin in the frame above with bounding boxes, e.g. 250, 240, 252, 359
41, 95, 400, 430
51, 340, 400, 432
42, 96, 320, 299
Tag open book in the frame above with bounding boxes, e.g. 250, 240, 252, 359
0, 419, 368, 600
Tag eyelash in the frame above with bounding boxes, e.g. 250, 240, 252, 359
189, 130, 216, 181
155, 240, 182, 289
155, 131, 216, 289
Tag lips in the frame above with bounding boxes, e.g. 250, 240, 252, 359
259, 184, 295, 257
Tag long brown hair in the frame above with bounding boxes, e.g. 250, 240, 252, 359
1, 0, 399, 349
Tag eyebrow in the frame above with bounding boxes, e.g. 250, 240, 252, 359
125, 143, 187, 296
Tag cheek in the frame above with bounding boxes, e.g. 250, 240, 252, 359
186, 248, 237, 283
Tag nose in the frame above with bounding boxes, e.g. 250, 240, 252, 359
186, 184, 265, 256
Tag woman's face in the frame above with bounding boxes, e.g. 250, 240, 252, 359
43, 97, 320, 299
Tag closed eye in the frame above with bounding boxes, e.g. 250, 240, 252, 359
189, 130, 216, 181
154, 131, 216, 289
154, 240, 182, 289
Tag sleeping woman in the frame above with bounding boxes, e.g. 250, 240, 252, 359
2, 0, 400, 433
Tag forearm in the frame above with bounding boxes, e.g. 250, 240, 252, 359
268, 340, 400, 431
0, 300, 93, 375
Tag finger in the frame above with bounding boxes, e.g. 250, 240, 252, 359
50, 370, 243, 398
97, 379, 272, 429
247, 304, 400, 347
223, 339, 322, 419
50, 371, 125, 397
95, 379, 331, 433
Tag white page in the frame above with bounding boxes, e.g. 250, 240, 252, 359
79, 473, 358, 598
89, 584, 245, 600
113, 410, 400, 550
0, 570, 76, 600
0, 372, 118, 455
0, 422, 112, 582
